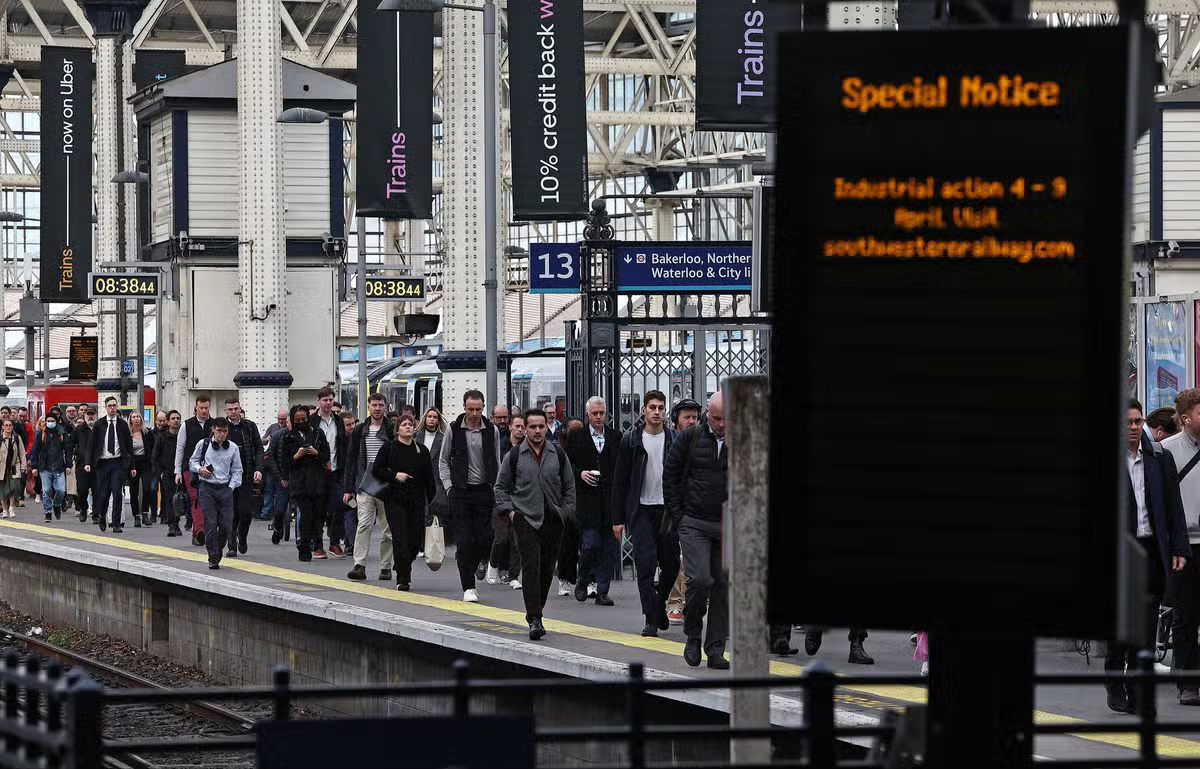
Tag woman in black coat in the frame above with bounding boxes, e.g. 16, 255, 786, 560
372, 412, 436, 590
278, 405, 331, 562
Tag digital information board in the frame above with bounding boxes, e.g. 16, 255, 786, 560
364, 275, 426, 302
770, 28, 1130, 638
88, 272, 161, 299
68, 336, 98, 381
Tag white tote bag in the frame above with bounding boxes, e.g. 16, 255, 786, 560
424, 515, 446, 571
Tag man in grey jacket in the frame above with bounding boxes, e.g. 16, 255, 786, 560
495, 408, 576, 641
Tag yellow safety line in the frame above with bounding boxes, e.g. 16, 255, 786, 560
3, 519, 1199, 756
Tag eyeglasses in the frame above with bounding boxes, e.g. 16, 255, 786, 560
1128, 418, 1145, 427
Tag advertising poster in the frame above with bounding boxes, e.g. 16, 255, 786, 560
1147, 302, 1187, 412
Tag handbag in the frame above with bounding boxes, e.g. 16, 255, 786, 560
424, 515, 446, 571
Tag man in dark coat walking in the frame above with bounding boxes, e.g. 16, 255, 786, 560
565, 395, 621, 606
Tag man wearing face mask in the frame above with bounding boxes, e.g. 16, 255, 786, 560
30, 410, 70, 522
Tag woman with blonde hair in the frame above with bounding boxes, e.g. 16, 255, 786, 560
127, 411, 156, 527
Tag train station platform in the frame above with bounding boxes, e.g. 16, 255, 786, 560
0, 514, 1195, 762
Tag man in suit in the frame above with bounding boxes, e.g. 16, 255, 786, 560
83, 397, 136, 534
1107, 399, 1190, 714
565, 396, 622, 606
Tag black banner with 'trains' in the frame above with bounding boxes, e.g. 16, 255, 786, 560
695, 0, 803, 132
508, 0, 589, 221
356, 7, 433, 219
41, 46, 93, 302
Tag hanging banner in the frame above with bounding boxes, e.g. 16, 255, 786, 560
695, 0, 803, 132
40, 46, 93, 303
507, 0, 589, 220
356, 6, 433, 219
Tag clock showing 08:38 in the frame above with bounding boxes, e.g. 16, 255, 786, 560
88, 273, 161, 299
364, 276, 426, 301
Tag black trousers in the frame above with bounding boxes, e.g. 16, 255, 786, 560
451, 486, 495, 590
680, 515, 729, 653
128, 456, 153, 518
324, 476, 346, 546
159, 471, 179, 524
631, 504, 680, 625
385, 497, 425, 585
556, 517, 581, 584
1106, 536, 1166, 700
94, 458, 126, 526
199, 482, 235, 564
513, 513, 565, 623
1169, 543, 1200, 693
75, 463, 92, 518
294, 492, 324, 550
232, 482, 255, 548
489, 511, 522, 579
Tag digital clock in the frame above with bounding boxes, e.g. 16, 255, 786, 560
88, 273, 161, 299
364, 275, 426, 302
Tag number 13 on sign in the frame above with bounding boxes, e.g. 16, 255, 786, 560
529, 243, 581, 294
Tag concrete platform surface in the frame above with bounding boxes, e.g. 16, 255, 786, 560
0, 513, 1197, 761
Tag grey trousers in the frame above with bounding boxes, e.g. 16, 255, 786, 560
199, 482, 235, 564
680, 515, 728, 653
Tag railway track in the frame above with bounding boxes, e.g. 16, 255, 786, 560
3, 630, 259, 769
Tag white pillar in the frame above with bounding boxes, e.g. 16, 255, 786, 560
440, 2, 503, 414
94, 37, 123, 404
234, 0, 289, 426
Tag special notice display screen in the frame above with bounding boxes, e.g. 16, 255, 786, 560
770, 28, 1129, 637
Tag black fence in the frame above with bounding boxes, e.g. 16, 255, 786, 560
4, 650, 1200, 769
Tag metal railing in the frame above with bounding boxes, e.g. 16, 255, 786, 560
7, 650, 1200, 769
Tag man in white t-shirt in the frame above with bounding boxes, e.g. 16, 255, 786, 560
344, 393, 396, 582
610, 390, 680, 638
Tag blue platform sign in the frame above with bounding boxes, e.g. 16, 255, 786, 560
615, 243, 753, 292
121, 359, 135, 376
529, 243, 581, 294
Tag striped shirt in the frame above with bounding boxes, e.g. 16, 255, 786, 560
364, 424, 386, 470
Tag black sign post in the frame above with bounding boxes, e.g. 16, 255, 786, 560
507, 0, 588, 220
40, 47, 93, 303
695, 0, 803, 131
773, 26, 1137, 769
355, 5, 433, 219
133, 50, 187, 91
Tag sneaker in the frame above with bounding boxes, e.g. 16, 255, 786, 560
920, 661, 929, 677
347, 564, 367, 581
910, 633, 919, 645
667, 609, 683, 625
558, 579, 572, 597
463, 588, 479, 603
588, 583, 598, 597
53, 507, 61, 520
416, 551, 424, 558
44, 514, 51, 523
486, 565, 500, 585
312, 549, 328, 560
112, 525, 123, 534
509, 579, 522, 590
397, 582, 410, 591
209, 561, 220, 570
379, 569, 392, 581
328, 545, 346, 559
475, 562, 487, 581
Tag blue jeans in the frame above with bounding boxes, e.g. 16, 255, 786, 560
579, 526, 618, 594
40, 470, 66, 514
260, 474, 284, 519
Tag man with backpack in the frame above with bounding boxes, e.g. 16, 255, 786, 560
189, 417, 244, 570
495, 408, 576, 641
664, 391, 729, 669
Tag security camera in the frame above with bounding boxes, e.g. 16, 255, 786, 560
1169, 240, 1182, 255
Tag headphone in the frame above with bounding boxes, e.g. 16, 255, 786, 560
212, 439, 230, 450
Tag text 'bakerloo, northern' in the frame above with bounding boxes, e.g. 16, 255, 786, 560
841, 75, 1061, 114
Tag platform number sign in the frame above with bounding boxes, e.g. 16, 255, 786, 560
529, 243, 581, 294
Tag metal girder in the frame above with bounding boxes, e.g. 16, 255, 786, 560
0, 138, 37, 153
1033, 0, 1199, 9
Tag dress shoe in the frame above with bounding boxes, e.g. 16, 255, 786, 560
529, 618, 546, 641
658, 607, 670, 631
1107, 691, 1136, 714
574, 582, 589, 602
641, 624, 658, 638
142, 514, 152, 527
208, 561, 220, 570
848, 640, 875, 665
238, 536, 248, 555
134, 517, 142, 528
347, 565, 367, 581
771, 639, 800, 656
192, 532, 204, 547
595, 593, 614, 607
804, 631, 823, 656
684, 637, 702, 667
1180, 688, 1200, 706
53, 507, 61, 520
271, 530, 282, 545
77, 512, 87, 522
379, 569, 393, 581
98, 517, 107, 532
707, 652, 730, 670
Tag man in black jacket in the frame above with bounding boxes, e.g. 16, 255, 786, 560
1106, 399, 1191, 714
664, 391, 729, 670
84, 397, 136, 533
71, 409, 94, 522
438, 390, 502, 603
223, 397, 264, 558
174, 396, 214, 544
566, 396, 621, 606
611, 391, 678, 637
344, 393, 396, 581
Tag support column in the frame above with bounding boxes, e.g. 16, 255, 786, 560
440, 1, 502, 414
122, 41, 141, 406
232, 0, 290, 425
94, 37, 123, 404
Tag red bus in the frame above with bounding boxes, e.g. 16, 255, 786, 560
26, 383, 157, 423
